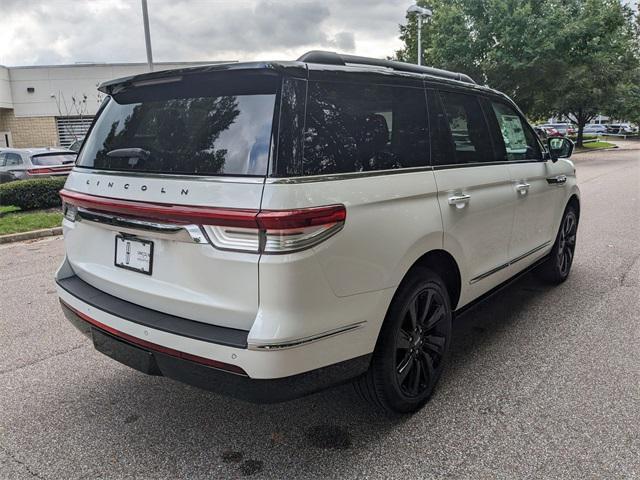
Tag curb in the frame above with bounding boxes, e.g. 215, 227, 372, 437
0, 227, 63, 245
573, 146, 620, 155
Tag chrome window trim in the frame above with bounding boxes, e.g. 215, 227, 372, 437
469, 241, 552, 284
266, 166, 434, 184
71, 167, 266, 184
265, 159, 550, 184
74, 160, 548, 186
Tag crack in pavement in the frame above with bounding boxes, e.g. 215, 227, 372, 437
0, 344, 88, 376
619, 253, 640, 287
0, 444, 45, 479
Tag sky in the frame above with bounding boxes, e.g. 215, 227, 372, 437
0, 0, 411, 66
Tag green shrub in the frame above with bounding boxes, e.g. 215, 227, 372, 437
0, 177, 66, 211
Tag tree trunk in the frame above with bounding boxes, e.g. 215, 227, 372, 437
577, 122, 585, 148
570, 108, 586, 148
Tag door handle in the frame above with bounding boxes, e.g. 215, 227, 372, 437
547, 175, 567, 185
516, 183, 531, 195
448, 194, 471, 208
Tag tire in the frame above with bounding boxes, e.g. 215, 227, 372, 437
536, 205, 578, 284
355, 267, 452, 414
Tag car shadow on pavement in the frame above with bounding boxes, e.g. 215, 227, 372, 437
58, 271, 555, 478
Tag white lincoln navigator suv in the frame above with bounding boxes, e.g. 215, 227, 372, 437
56, 51, 580, 413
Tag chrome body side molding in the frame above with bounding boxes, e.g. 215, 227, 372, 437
469, 241, 552, 284
247, 322, 365, 350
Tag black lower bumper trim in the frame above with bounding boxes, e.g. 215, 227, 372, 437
56, 274, 249, 349
61, 301, 372, 403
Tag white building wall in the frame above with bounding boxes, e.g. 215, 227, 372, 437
0, 66, 13, 109
7, 61, 229, 117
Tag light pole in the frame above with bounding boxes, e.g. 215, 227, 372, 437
141, 0, 154, 71
406, 4, 432, 66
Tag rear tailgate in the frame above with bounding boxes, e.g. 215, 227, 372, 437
62, 171, 263, 331
61, 69, 280, 331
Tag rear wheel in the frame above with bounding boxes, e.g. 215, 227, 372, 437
536, 205, 578, 284
355, 267, 452, 414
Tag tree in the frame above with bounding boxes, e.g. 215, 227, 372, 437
549, 0, 639, 146
396, 0, 640, 146
604, 68, 640, 128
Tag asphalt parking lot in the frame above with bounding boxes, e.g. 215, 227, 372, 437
1, 146, 639, 479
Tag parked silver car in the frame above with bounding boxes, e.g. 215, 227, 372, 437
0, 148, 76, 183
583, 124, 608, 134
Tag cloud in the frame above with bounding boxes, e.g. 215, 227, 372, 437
0, 0, 408, 66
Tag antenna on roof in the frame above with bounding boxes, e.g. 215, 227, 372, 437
297, 50, 475, 84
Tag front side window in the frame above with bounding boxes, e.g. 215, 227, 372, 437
438, 91, 495, 165
77, 75, 278, 176
490, 101, 541, 161
302, 81, 429, 175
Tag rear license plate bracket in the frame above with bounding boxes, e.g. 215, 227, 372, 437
114, 235, 154, 275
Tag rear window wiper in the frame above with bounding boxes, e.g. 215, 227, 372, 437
107, 148, 151, 160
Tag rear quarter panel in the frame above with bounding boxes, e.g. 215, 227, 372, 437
256, 170, 444, 348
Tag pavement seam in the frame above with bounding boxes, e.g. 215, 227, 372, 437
619, 253, 640, 287
0, 443, 46, 479
0, 343, 88, 376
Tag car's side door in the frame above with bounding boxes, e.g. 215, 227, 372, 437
428, 89, 516, 306
485, 99, 561, 266
4, 152, 25, 179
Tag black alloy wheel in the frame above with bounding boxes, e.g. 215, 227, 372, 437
395, 287, 448, 398
557, 210, 577, 277
536, 205, 579, 284
355, 267, 452, 414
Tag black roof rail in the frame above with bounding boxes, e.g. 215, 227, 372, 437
297, 50, 476, 85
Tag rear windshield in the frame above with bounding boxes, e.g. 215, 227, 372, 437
31, 153, 76, 166
77, 74, 278, 176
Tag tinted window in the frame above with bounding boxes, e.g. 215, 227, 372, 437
77, 77, 277, 176
273, 77, 306, 177
303, 82, 429, 175
490, 101, 541, 161
438, 91, 494, 164
0, 153, 5, 167
31, 153, 76, 166
5, 153, 22, 166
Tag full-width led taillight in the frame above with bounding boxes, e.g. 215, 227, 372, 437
60, 189, 346, 254
27, 167, 71, 175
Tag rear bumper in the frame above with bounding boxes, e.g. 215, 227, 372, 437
56, 274, 371, 402
60, 301, 370, 403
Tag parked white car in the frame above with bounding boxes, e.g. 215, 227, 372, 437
56, 52, 580, 413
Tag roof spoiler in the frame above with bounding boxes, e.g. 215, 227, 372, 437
297, 50, 476, 84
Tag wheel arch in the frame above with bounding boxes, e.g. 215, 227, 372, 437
567, 193, 580, 218
406, 249, 462, 311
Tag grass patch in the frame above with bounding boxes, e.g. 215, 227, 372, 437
0, 205, 20, 215
578, 141, 616, 150
0, 207, 63, 236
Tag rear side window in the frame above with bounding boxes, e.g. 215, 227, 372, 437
437, 91, 495, 165
31, 153, 76, 166
489, 101, 542, 161
4, 153, 22, 166
77, 75, 278, 176
302, 82, 429, 175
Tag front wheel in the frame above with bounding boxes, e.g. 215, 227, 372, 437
355, 267, 452, 414
536, 205, 578, 284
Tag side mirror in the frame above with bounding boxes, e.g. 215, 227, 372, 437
547, 137, 574, 162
